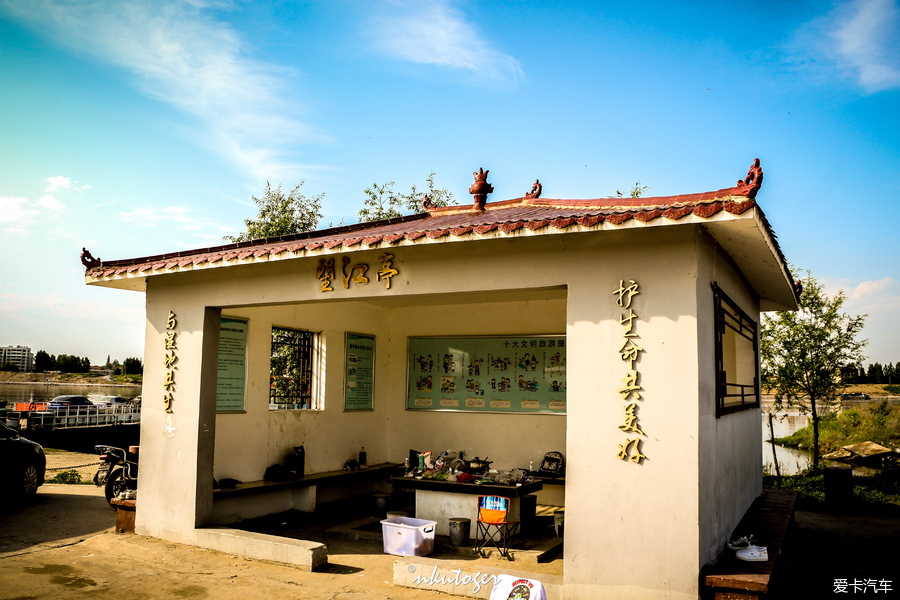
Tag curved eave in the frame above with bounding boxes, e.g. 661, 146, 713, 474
85, 195, 797, 310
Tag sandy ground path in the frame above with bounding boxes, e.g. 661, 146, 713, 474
43, 450, 102, 484
0, 484, 461, 600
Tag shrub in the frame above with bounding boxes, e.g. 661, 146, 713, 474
47, 470, 84, 484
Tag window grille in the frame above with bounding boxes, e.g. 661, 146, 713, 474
714, 285, 760, 417
269, 327, 316, 410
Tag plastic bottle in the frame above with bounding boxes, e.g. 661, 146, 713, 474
358, 446, 367, 468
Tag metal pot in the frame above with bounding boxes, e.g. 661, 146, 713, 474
466, 457, 492, 474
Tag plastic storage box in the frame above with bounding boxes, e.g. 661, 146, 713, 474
380, 516, 437, 556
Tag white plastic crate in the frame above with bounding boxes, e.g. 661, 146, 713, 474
380, 516, 436, 557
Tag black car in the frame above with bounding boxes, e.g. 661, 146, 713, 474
47, 395, 97, 412
0, 421, 46, 501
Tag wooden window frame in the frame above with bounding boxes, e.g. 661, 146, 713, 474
714, 285, 760, 417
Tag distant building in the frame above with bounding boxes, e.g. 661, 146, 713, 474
1, 345, 34, 372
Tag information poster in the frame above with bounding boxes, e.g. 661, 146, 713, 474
344, 333, 375, 410
407, 336, 567, 414
216, 318, 247, 412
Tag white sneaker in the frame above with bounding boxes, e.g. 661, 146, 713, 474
736, 545, 768, 562
726, 535, 754, 551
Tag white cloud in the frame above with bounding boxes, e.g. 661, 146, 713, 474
0, 195, 38, 225
794, 0, 900, 93
821, 276, 900, 364
44, 175, 71, 192
369, 0, 523, 84
0, 0, 329, 180
37, 194, 65, 213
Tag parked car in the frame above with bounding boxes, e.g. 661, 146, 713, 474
841, 393, 871, 400
47, 395, 97, 412
92, 396, 131, 409
0, 421, 46, 501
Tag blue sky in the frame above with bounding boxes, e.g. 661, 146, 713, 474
1, 0, 898, 367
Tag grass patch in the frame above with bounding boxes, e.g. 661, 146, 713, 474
774, 400, 900, 453
46, 469, 92, 485
884, 384, 900, 395
765, 468, 900, 517
112, 374, 142, 384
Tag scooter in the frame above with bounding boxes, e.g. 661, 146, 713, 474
94, 444, 139, 506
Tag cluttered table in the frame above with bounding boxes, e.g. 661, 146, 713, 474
391, 476, 543, 539
390, 476, 542, 497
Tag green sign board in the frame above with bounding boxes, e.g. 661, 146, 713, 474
344, 333, 375, 411
407, 336, 566, 414
217, 318, 247, 412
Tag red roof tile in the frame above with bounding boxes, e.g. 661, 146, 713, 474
85, 184, 775, 279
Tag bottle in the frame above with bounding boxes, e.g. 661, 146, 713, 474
358, 447, 367, 468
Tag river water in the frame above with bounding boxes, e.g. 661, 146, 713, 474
761, 405, 812, 475
0, 382, 142, 405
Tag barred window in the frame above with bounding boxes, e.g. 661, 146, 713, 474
269, 327, 318, 410
714, 286, 759, 416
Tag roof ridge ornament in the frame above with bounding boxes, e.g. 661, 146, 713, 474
735, 158, 763, 199
524, 179, 542, 199
81, 247, 101, 270
468, 167, 494, 210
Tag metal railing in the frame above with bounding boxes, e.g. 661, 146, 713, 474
19, 405, 142, 429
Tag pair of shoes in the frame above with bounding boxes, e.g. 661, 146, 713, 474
736, 545, 768, 562
726, 535, 754, 551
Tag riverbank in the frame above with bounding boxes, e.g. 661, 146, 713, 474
0, 372, 141, 387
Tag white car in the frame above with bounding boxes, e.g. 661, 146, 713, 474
92, 396, 131, 409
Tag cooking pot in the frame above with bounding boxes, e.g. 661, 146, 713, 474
466, 457, 492, 474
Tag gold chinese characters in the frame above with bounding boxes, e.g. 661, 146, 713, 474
613, 280, 647, 464
163, 311, 178, 413
318, 254, 399, 291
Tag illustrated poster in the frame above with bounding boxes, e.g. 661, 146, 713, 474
407, 336, 566, 414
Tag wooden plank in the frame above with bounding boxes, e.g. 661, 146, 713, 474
213, 462, 402, 500
702, 489, 798, 594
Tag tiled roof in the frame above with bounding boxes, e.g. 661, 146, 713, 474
86, 184, 773, 279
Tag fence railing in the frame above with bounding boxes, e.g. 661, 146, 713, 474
10, 405, 141, 429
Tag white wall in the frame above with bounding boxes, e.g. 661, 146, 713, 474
696, 230, 763, 567
132, 226, 767, 598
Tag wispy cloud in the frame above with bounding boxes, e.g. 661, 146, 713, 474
793, 0, 900, 93
0, 0, 328, 180
119, 205, 203, 229
368, 0, 523, 84
821, 275, 900, 363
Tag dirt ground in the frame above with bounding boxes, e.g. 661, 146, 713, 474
43, 450, 102, 484
2, 458, 898, 599
0, 484, 459, 600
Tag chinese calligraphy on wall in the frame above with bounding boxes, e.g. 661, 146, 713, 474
163, 311, 178, 414
317, 254, 399, 292
613, 280, 647, 464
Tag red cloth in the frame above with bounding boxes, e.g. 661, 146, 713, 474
457, 473, 478, 484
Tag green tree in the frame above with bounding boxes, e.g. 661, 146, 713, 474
609, 181, 649, 198
34, 350, 54, 372
358, 172, 455, 222
761, 271, 867, 469
0, 362, 20, 372
224, 182, 324, 242
122, 357, 143, 376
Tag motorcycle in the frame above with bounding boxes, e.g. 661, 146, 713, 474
93, 444, 139, 506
